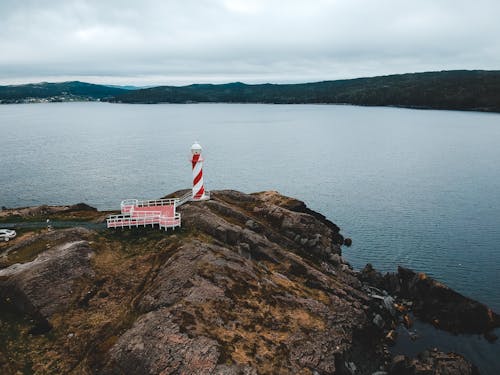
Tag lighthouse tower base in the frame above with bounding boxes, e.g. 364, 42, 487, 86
191, 192, 210, 201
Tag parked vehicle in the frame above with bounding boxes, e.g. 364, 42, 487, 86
0, 229, 16, 241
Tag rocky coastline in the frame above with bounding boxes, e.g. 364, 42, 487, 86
0, 190, 498, 374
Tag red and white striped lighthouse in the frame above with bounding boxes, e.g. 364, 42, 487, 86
191, 142, 208, 200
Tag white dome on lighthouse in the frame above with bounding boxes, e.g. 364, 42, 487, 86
191, 142, 202, 155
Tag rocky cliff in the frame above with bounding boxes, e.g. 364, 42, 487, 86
0, 190, 495, 374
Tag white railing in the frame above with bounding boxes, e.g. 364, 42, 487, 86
120, 198, 178, 211
111, 191, 209, 231
130, 210, 162, 218
121, 199, 138, 214
136, 198, 178, 207
121, 199, 139, 207
176, 190, 211, 206
107, 214, 160, 228
107, 211, 181, 230
177, 191, 193, 206
159, 213, 181, 229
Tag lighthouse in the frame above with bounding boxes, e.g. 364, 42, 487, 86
191, 142, 209, 201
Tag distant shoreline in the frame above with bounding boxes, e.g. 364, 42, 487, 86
2, 70, 500, 113
2, 98, 500, 115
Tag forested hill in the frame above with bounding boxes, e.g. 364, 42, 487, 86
2, 71, 500, 112
0, 81, 128, 103
107, 70, 500, 112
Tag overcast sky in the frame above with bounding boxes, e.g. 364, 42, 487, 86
1, 0, 499, 86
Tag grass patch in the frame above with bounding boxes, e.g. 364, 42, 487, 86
0, 297, 40, 374
2, 239, 50, 267
0, 214, 24, 223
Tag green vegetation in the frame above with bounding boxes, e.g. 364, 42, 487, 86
0, 81, 127, 103
107, 70, 500, 112
0, 296, 37, 375
1, 236, 50, 267
2, 70, 499, 112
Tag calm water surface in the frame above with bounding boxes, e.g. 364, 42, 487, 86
1, 102, 499, 372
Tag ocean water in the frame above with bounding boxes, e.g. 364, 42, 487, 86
1, 102, 499, 372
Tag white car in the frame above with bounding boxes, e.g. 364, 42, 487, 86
0, 229, 16, 242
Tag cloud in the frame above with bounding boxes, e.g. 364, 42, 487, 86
0, 0, 499, 85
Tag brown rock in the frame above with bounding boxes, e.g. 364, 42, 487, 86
0, 229, 94, 320
361, 263, 500, 335
102, 191, 373, 374
359, 263, 385, 289
0, 190, 482, 375
390, 350, 480, 375
396, 266, 500, 334
180, 190, 344, 263
103, 309, 220, 375
68, 203, 97, 211
389, 354, 412, 374
132, 238, 366, 374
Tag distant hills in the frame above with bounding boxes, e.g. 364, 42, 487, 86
2, 70, 500, 112
0, 81, 127, 103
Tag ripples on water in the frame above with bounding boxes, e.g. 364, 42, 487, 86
1, 102, 499, 372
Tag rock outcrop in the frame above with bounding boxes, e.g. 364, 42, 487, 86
104, 191, 370, 374
389, 350, 479, 375
359, 264, 500, 335
0, 203, 97, 217
0, 228, 95, 333
0, 190, 491, 374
